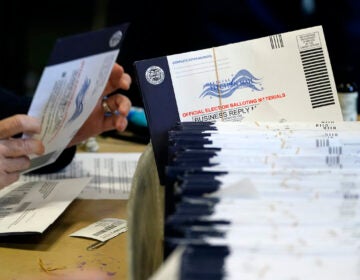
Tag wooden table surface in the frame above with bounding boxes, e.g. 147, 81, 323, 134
0, 136, 147, 280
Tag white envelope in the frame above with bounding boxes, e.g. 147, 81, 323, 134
166, 25, 343, 122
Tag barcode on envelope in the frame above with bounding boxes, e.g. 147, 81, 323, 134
316, 138, 330, 147
326, 155, 341, 167
269, 34, 284, 49
329, 146, 342, 155
300, 47, 335, 108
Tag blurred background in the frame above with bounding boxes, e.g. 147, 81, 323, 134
1, 0, 359, 110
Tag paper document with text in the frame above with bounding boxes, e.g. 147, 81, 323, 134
24, 24, 129, 173
0, 177, 91, 235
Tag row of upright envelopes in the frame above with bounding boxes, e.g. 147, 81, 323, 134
133, 25, 358, 279
163, 121, 360, 280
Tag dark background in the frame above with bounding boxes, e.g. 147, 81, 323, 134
0, 1, 102, 98
1, 0, 359, 108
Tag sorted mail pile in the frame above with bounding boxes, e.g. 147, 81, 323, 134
163, 120, 360, 280
134, 25, 358, 279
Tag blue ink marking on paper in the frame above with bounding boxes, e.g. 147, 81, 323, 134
199, 69, 263, 99
68, 77, 91, 123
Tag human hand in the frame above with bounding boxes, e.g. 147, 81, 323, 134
0, 115, 44, 188
68, 63, 132, 147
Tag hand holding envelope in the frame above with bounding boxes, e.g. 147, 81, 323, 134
24, 24, 130, 173
67, 63, 132, 147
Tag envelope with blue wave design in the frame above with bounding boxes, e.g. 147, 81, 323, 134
167, 25, 342, 122
24, 24, 128, 173
134, 25, 343, 184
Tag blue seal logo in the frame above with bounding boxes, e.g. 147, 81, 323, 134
200, 69, 263, 98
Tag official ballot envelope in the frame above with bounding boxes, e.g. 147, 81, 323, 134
134, 25, 343, 183
24, 24, 129, 173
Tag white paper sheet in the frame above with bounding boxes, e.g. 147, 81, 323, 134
24, 52, 118, 172
70, 218, 127, 242
21, 152, 141, 199
0, 177, 91, 235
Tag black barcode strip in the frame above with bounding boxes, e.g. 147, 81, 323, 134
302, 57, 326, 65
316, 138, 330, 147
326, 155, 341, 167
301, 49, 324, 61
269, 34, 284, 49
303, 64, 327, 73
300, 47, 335, 108
302, 58, 326, 67
311, 95, 334, 108
306, 73, 329, 82
329, 146, 342, 155
93, 224, 117, 236
305, 71, 329, 80
311, 96, 334, 104
307, 82, 331, 91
